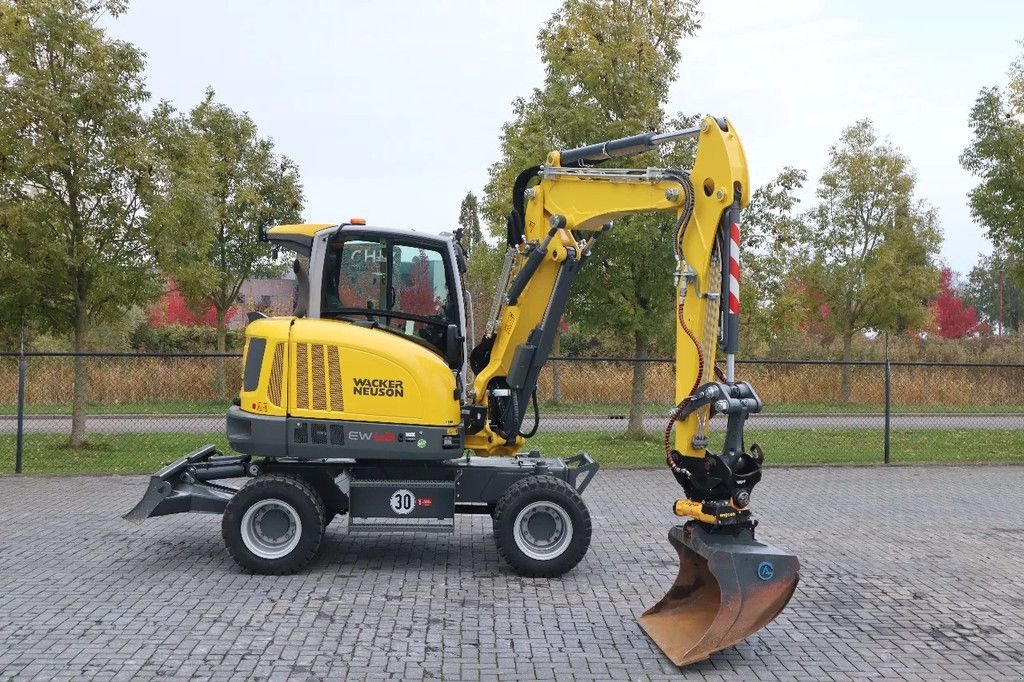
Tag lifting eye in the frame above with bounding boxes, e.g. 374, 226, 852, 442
703, 178, 715, 197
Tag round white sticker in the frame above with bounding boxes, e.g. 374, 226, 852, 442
390, 489, 416, 515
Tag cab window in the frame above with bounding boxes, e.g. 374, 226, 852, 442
321, 234, 456, 354
323, 238, 387, 311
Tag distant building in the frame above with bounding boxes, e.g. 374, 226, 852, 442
232, 278, 297, 328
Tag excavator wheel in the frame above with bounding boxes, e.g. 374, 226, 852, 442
638, 521, 799, 666
222, 474, 326, 575
492, 475, 591, 578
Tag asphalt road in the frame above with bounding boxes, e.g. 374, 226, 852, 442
0, 412, 1019, 435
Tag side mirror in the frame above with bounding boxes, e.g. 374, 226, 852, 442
445, 323, 464, 370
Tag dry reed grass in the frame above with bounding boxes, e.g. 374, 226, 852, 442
0, 356, 1020, 409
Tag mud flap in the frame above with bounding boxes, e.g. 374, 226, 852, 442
638, 521, 799, 666
122, 445, 239, 523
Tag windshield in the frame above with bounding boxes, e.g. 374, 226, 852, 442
321, 235, 454, 353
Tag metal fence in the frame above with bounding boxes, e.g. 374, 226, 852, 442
1, 351, 1022, 474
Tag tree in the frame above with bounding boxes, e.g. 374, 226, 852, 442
152, 89, 303, 395
483, 0, 701, 437
0, 0, 169, 447
739, 167, 808, 351
931, 267, 978, 339
800, 120, 940, 400
961, 46, 1024, 287
464, 241, 504, 344
457, 192, 483, 257
962, 251, 1024, 334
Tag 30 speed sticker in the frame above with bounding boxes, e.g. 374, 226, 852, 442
390, 489, 416, 515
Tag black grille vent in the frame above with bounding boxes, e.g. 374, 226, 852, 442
311, 423, 328, 444
330, 424, 345, 445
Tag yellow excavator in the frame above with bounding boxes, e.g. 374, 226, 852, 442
126, 115, 799, 666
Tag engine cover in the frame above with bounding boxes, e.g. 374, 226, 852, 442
238, 317, 460, 428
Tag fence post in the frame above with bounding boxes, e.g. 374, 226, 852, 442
883, 334, 891, 465
15, 322, 26, 474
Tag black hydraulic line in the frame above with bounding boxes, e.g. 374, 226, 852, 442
507, 166, 540, 247
518, 390, 540, 439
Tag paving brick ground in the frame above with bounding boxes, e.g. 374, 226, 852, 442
1, 466, 1023, 681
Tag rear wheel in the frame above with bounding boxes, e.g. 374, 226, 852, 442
493, 476, 591, 578
222, 474, 325, 574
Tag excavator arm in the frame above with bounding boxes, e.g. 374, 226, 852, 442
467, 117, 746, 454
466, 115, 799, 666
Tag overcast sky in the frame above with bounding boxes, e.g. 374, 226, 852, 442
106, 1, 1023, 274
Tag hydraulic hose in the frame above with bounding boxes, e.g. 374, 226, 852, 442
662, 169, 703, 472
518, 390, 540, 438
665, 295, 704, 472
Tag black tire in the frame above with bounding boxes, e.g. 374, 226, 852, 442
492, 475, 591, 578
222, 474, 325, 575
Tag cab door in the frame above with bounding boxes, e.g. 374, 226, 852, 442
319, 233, 465, 367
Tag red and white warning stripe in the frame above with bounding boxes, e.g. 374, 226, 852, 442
728, 222, 741, 314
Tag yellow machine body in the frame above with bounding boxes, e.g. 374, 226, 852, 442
240, 119, 750, 463
239, 317, 459, 428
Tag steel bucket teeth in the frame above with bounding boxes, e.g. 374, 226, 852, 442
638, 521, 799, 667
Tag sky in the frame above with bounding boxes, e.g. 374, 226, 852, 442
105, 0, 1024, 275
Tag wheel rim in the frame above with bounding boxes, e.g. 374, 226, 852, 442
513, 501, 573, 561
240, 499, 302, 560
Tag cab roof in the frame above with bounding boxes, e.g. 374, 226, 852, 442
265, 222, 451, 255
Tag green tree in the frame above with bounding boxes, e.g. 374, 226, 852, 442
739, 167, 808, 352
152, 89, 303, 395
801, 120, 940, 399
0, 0, 167, 447
961, 46, 1024, 285
962, 251, 1024, 334
464, 242, 504, 345
483, 0, 701, 436
457, 191, 483, 257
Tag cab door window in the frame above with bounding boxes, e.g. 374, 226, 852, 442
385, 244, 453, 349
322, 238, 387, 317
391, 244, 449, 317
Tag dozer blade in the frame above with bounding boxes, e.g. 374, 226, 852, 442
123, 445, 238, 523
638, 521, 799, 667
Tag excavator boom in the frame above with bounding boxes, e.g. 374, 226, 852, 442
470, 116, 799, 666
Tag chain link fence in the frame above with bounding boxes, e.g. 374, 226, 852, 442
1, 352, 1022, 473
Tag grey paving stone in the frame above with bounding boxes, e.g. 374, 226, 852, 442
0, 466, 1022, 680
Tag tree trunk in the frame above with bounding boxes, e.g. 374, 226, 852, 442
550, 332, 561, 406
70, 311, 89, 448
627, 332, 648, 438
839, 331, 854, 403
215, 310, 227, 399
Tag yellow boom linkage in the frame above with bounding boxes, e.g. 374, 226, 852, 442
467, 116, 798, 666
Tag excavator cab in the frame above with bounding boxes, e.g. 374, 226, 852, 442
267, 221, 471, 375
317, 230, 464, 365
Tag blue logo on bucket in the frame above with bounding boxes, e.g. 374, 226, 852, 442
757, 561, 775, 581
